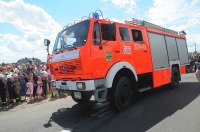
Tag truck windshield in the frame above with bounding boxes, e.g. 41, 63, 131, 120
53, 20, 90, 52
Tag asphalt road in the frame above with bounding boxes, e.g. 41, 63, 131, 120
0, 73, 200, 132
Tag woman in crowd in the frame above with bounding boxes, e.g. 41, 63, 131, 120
6, 66, 13, 76
47, 66, 53, 97
41, 69, 48, 98
22, 64, 27, 76
18, 70, 27, 101
37, 76, 43, 100
7, 75, 19, 103
2, 67, 10, 102
30, 68, 38, 99
0, 74, 7, 106
36, 64, 42, 76
26, 64, 31, 75
13, 74, 21, 101
42, 62, 47, 70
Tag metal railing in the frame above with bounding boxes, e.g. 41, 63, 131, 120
125, 18, 178, 35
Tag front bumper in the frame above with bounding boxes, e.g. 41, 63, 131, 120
52, 79, 105, 91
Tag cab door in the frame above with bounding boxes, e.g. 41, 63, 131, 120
130, 28, 153, 74
118, 26, 133, 62
90, 21, 121, 78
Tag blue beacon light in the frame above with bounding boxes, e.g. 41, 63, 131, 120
92, 12, 99, 19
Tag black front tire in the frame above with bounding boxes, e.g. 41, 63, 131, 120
71, 91, 92, 104
109, 76, 133, 111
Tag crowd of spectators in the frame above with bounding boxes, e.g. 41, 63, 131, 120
0, 62, 52, 107
0, 53, 198, 108
188, 53, 200, 72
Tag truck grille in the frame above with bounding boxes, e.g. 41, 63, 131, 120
58, 59, 83, 75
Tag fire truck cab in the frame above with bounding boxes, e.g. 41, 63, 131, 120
44, 12, 189, 111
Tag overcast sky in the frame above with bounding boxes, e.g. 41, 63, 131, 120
0, 0, 200, 63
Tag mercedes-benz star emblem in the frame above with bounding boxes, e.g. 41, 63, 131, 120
60, 64, 67, 73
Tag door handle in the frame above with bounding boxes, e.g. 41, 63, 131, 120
115, 50, 120, 53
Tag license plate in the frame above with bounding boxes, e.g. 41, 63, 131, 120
60, 85, 68, 90
74, 92, 82, 99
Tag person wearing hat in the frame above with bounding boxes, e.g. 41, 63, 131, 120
7, 75, 19, 103
0, 74, 7, 106
6, 66, 13, 77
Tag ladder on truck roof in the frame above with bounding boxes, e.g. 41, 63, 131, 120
125, 18, 178, 35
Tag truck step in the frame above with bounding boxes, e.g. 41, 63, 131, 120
139, 86, 151, 92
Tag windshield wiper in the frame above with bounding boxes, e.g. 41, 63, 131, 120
68, 46, 77, 51
63, 43, 77, 50
66, 44, 74, 48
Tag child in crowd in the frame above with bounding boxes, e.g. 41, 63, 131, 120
13, 74, 21, 101
26, 77, 34, 102
37, 76, 43, 100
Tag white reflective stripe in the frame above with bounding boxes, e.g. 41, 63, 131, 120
60, 130, 73, 132
52, 50, 80, 62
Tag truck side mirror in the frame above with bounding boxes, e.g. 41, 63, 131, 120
109, 22, 116, 40
44, 39, 50, 46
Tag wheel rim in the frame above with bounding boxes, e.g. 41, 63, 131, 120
111, 77, 134, 111
120, 85, 131, 103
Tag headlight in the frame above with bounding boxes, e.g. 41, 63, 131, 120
51, 81, 56, 87
76, 82, 85, 90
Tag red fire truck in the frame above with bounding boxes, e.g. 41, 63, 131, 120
44, 11, 189, 111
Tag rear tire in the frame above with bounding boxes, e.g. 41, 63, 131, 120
71, 91, 92, 104
168, 67, 180, 89
109, 76, 133, 111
